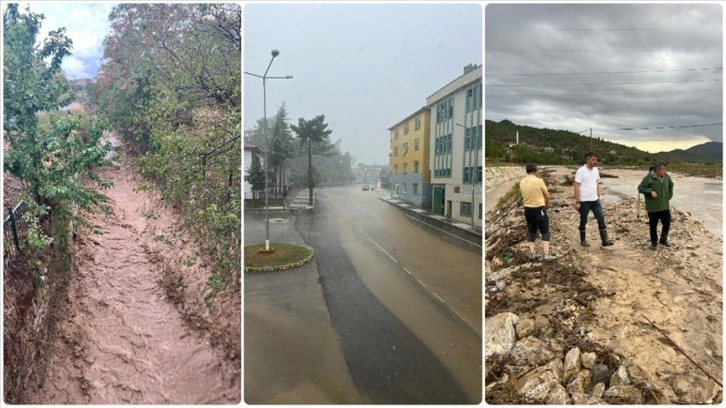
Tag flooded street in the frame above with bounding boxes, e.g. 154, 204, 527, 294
25, 147, 239, 404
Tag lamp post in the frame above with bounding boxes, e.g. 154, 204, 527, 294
244, 49, 293, 252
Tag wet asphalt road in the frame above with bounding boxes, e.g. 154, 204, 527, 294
295, 186, 482, 404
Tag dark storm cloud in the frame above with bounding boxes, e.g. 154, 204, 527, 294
485, 3, 723, 149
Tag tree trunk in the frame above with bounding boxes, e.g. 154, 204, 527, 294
308, 139, 313, 206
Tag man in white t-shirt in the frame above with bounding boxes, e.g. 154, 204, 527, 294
574, 152, 614, 247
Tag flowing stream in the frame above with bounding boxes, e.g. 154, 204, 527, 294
25, 138, 239, 404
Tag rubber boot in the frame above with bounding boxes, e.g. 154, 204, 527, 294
579, 230, 590, 246
600, 229, 614, 247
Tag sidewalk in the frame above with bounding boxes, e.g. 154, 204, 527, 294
243, 212, 364, 403
379, 196, 482, 248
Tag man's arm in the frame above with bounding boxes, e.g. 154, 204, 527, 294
574, 182, 580, 202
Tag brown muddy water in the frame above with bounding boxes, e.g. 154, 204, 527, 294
599, 169, 723, 238
25, 140, 239, 403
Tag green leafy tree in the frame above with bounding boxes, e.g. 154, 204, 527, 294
3, 4, 112, 235
244, 155, 264, 200
291, 115, 333, 205
91, 3, 241, 285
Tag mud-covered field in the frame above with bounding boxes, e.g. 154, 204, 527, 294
485, 167, 723, 404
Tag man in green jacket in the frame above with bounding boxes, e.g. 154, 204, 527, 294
638, 162, 674, 250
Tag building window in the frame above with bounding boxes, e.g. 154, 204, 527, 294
436, 98, 454, 123
460, 202, 472, 217
394, 146, 398, 157
413, 183, 419, 195
479, 203, 482, 219
395, 129, 399, 139
402, 183, 407, 194
463, 166, 483, 183
415, 116, 421, 130
403, 163, 408, 174
394, 164, 398, 174
414, 138, 420, 151
402, 142, 408, 156
414, 161, 419, 173
466, 83, 482, 112
404, 123, 409, 135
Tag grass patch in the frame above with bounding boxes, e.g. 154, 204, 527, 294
244, 243, 314, 270
495, 181, 521, 211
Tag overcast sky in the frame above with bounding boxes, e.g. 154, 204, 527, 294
12, 2, 116, 80
485, 3, 723, 154
243, 2, 482, 166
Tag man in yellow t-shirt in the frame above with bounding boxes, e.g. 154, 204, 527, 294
519, 163, 556, 262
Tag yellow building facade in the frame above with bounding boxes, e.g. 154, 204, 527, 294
388, 107, 432, 208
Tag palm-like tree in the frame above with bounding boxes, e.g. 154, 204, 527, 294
291, 115, 333, 206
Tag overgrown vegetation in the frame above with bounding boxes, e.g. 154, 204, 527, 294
3, 5, 111, 401
88, 4, 242, 293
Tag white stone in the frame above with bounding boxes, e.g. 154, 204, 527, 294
610, 365, 630, 387
485, 312, 519, 358
563, 347, 582, 383
581, 352, 597, 369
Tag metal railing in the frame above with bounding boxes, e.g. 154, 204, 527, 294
4, 200, 28, 260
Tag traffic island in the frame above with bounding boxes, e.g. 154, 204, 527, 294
244, 243, 315, 273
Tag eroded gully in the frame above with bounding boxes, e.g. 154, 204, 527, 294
25, 156, 239, 403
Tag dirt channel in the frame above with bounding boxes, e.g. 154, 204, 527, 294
22, 137, 241, 404
485, 166, 723, 404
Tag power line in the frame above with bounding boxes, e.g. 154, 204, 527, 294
486, 49, 685, 53
485, 28, 675, 31
488, 89, 721, 97
485, 67, 723, 77
487, 79, 722, 88
616, 123, 722, 131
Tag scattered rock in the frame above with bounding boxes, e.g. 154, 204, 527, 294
581, 352, 597, 369
592, 382, 606, 399
546, 383, 571, 405
516, 364, 560, 401
563, 347, 582, 383
485, 312, 519, 358
515, 318, 536, 339
603, 385, 644, 404
610, 365, 630, 387
591, 364, 610, 389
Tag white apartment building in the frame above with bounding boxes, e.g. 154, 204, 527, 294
244, 143, 265, 199
426, 64, 482, 228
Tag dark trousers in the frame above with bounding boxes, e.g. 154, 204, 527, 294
524, 207, 550, 241
648, 210, 671, 244
578, 200, 607, 231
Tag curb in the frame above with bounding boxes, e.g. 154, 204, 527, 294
379, 197, 482, 246
244, 245, 316, 273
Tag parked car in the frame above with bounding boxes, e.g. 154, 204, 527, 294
362, 185, 370, 191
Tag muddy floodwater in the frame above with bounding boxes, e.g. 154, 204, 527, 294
25, 143, 240, 404
600, 169, 722, 238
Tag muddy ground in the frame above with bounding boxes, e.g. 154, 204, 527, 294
485, 166, 723, 404
13, 134, 240, 403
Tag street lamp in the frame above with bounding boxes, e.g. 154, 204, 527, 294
244, 49, 293, 252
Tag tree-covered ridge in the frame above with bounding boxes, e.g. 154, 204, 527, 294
88, 4, 241, 285
486, 119, 722, 166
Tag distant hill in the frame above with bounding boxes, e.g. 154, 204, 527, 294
485, 119, 655, 166
657, 141, 722, 163
486, 119, 722, 165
